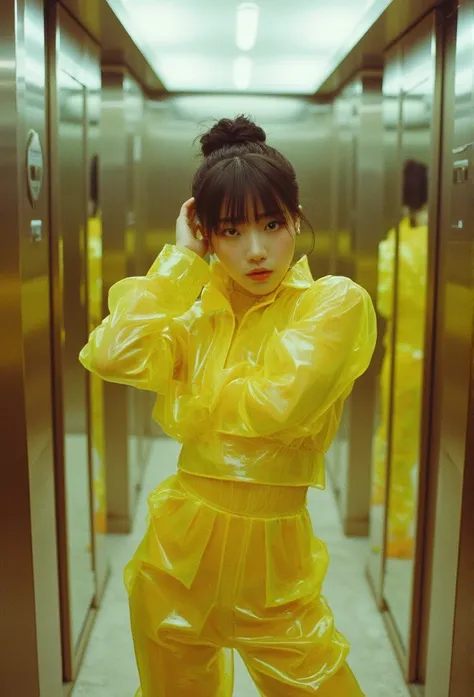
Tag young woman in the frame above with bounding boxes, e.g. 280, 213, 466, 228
80, 115, 377, 696
373, 159, 428, 559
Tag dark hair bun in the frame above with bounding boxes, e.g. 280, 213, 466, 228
200, 115, 266, 157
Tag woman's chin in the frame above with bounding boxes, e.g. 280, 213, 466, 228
239, 276, 280, 296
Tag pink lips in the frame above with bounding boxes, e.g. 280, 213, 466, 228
247, 268, 273, 281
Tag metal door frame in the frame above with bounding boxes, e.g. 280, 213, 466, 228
46, 3, 103, 686
373, 8, 447, 692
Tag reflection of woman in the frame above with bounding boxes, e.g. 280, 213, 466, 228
87, 155, 107, 534
80, 116, 376, 696
373, 160, 428, 559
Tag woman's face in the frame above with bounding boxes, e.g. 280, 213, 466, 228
209, 199, 297, 296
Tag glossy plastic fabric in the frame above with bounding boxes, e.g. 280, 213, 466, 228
125, 472, 364, 697
80, 245, 376, 695
87, 216, 107, 533
80, 244, 377, 488
373, 219, 427, 556
377, 218, 427, 346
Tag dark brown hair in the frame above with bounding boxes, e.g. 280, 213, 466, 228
192, 115, 313, 251
403, 159, 428, 212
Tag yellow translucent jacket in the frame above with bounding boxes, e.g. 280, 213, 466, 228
377, 217, 428, 349
80, 244, 377, 488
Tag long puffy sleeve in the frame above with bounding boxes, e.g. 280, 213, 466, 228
214, 277, 377, 439
79, 244, 209, 392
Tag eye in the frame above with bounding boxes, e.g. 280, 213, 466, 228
221, 227, 240, 238
266, 219, 285, 231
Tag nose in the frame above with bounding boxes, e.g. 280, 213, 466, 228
247, 230, 267, 262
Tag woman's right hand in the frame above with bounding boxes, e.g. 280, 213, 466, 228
176, 197, 209, 259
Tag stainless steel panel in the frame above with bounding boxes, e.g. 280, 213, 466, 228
326, 94, 356, 500
367, 10, 446, 685
425, 1, 474, 695
85, 55, 108, 604
101, 68, 148, 533
367, 43, 403, 601
383, 15, 440, 662
0, 1, 62, 696
330, 73, 384, 536
124, 74, 149, 494
49, 4, 106, 681
101, 70, 130, 532
57, 67, 95, 650
20, 0, 65, 687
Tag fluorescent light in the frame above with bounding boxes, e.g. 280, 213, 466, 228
154, 54, 229, 91
155, 54, 327, 94
236, 3, 260, 51
171, 95, 306, 123
253, 58, 328, 94
233, 56, 252, 90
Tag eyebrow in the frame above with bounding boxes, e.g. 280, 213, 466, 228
218, 210, 284, 224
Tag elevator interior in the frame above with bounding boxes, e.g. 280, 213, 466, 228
2, 1, 474, 697
48, 2, 152, 687
367, 13, 443, 679
48, 5, 106, 681
327, 70, 384, 538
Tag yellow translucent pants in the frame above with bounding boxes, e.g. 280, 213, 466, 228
373, 348, 422, 553
124, 472, 364, 696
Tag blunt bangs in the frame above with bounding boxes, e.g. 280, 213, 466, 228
196, 154, 299, 233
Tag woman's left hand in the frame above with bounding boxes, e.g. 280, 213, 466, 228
176, 198, 209, 258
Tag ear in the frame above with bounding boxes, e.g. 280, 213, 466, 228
201, 226, 214, 252
195, 222, 204, 240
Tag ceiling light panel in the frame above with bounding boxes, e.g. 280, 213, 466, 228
108, 0, 392, 94
233, 56, 253, 90
236, 3, 260, 51
169, 95, 307, 123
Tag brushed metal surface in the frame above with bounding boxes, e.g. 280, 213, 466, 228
123, 73, 150, 495
365, 11, 447, 686
383, 12, 439, 661
367, 41, 403, 604
21, 0, 65, 686
101, 68, 149, 533
425, 1, 474, 695
58, 66, 95, 651
0, 1, 63, 696
48, 4, 106, 681
329, 72, 384, 537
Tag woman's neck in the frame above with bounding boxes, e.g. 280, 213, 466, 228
229, 280, 271, 323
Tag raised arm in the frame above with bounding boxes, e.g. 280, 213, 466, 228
80, 198, 209, 392
79, 244, 209, 392
214, 276, 377, 438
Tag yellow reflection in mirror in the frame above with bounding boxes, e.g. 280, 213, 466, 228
88, 214, 107, 534
388, 160, 428, 559
372, 160, 428, 561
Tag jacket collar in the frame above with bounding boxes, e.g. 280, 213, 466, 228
201, 255, 313, 314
